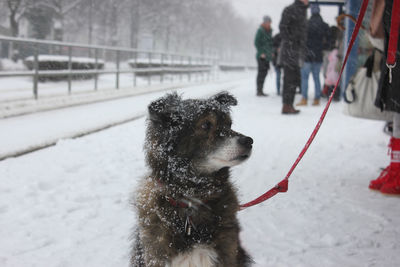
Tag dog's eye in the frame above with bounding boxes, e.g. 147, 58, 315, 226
201, 121, 212, 131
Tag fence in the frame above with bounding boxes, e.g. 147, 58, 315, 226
0, 36, 217, 100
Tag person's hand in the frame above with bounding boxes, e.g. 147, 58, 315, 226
260, 54, 266, 59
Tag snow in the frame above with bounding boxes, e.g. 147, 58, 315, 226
0, 78, 243, 159
24, 55, 105, 64
0, 59, 26, 71
0, 80, 221, 119
0, 73, 399, 267
127, 58, 211, 66
0, 70, 220, 106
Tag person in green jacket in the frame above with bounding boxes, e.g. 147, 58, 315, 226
254, 15, 273, 96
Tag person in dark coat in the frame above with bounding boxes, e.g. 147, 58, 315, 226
370, 0, 400, 195
279, 0, 309, 114
272, 33, 282, 95
296, 4, 330, 106
254, 15, 273, 96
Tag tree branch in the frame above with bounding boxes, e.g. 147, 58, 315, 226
62, 0, 83, 15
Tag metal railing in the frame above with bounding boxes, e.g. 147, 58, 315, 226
0, 36, 217, 99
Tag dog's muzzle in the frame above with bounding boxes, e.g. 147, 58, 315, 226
238, 136, 253, 149
233, 136, 253, 161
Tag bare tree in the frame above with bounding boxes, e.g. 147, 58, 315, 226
6, 0, 28, 37
39, 0, 83, 41
16, 0, 255, 62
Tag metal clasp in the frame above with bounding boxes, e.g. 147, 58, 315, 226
184, 201, 195, 236
386, 62, 396, 84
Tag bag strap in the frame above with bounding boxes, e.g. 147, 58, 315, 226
343, 86, 356, 104
365, 53, 374, 77
372, 48, 383, 72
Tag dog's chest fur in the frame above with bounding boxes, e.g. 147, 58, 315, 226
134, 174, 242, 265
169, 246, 218, 267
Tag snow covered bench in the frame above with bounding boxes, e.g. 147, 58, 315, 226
24, 55, 104, 81
127, 58, 212, 76
219, 63, 247, 72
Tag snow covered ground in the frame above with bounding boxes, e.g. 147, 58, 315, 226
0, 70, 214, 102
0, 73, 399, 267
0, 68, 235, 119
0, 77, 245, 159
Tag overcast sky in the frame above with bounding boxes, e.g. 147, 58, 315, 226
230, 0, 340, 30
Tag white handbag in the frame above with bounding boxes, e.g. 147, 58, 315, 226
343, 50, 393, 121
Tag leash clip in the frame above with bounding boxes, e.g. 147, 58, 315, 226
386, 62, 396, 84
184, 201, 195, 236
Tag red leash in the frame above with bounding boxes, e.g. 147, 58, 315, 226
239, 0, 370, 210
386, 0, 400, 83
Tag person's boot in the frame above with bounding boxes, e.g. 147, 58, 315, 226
296, 98, 307, 106
257, 92, 269, 97
369, 137, 400, 193
312, 99, 320, 106
379, 137, 400, 195
369, 166, 390, 190
321, 85, 329, 98
282, 104, 300, 114
369, 138, 394, 190
380, 173, 400, 194
384, 121, 393, 136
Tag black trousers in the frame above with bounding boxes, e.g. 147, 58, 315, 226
256, 58, 270, 93
282, 64, 301, 105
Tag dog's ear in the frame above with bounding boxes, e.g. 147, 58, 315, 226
148, 93, 181, 125
211, 91, 237, 107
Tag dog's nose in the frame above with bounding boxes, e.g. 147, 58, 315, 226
238, 136, 253, 148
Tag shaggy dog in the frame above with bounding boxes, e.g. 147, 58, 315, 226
131, 92, 253, 267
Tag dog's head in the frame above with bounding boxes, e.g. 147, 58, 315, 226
146, 92, 252, 176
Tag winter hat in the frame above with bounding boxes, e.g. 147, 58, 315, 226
311, 4, 320, 14
263, 15, 272, 23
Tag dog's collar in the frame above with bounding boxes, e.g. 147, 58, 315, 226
165, 196, 190, 208
164, 195, 199, 236
165, 195, 209, 209
156, 180, 209, 209
156, 180, 214, 236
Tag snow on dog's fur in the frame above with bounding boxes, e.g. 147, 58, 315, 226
131, 92, 253, 267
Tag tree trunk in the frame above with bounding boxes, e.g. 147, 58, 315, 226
10, 12, 19, 37
88, 0, 93, 45
110, 3, 118, 47
130, 0, 140, 49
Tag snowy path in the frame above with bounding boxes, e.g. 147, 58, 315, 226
0, 74, 399, 267
0, 72, 235, 119
0, 78, 244, 160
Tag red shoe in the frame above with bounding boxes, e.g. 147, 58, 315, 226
380, 174, 400, 195
369, 166, 390, 190
369, 137, 400, 191
379, 137, 400, 195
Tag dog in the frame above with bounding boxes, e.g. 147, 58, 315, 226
131, 92, 253, 267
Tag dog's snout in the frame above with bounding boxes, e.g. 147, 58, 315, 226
238, 136, 253, 148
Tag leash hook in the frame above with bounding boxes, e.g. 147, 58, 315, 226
386, 62, 396, 84
184, 201, 195, 236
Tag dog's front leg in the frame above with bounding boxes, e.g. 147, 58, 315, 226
143, 253, 167, 267
141, 237, 170, 267
213, 227, 241, 267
